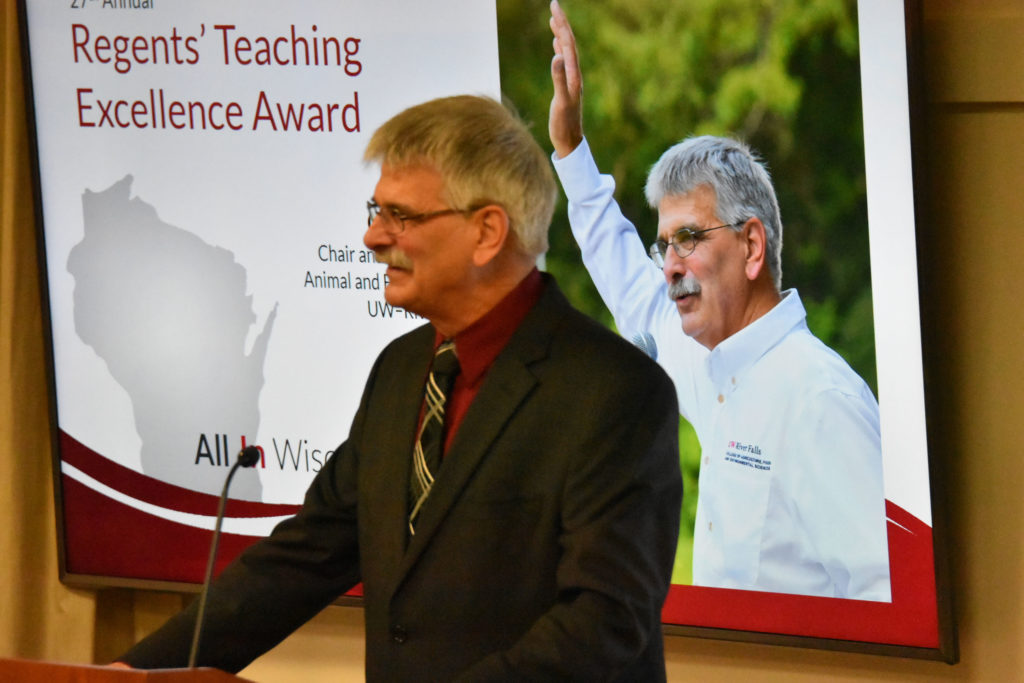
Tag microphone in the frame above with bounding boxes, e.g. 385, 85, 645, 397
188, 445, 261, 668
631, 332, 658, 361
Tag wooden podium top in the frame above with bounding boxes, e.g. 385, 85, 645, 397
0, 658, 255, 682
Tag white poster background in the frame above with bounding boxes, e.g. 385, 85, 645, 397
26, 1, 500, 513
858, 0, 931, 527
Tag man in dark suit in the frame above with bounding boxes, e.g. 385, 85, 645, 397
118, 95, 682, 681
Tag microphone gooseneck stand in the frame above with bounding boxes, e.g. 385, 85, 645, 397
188, 446, 261, 668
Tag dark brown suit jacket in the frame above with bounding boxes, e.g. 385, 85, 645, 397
121, 275, 682, 681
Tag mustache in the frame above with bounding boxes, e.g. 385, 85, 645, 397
667, 276, 701, 299
374, 247, 412, 269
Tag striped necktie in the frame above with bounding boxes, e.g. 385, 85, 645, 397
408, 340, 459, 534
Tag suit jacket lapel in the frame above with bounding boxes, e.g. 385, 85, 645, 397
367, 326, 435, 587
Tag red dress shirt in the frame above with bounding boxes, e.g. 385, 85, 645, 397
430, 267, 544, 453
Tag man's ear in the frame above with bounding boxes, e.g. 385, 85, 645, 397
742, 217, 768, 281
471, 205, 512, 267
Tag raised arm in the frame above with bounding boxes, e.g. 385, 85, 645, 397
546, 1, 700, 414
547, 2, 675, 341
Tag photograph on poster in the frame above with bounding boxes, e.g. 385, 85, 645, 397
495, 0, 952, 660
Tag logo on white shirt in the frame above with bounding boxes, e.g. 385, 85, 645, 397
725, 441, 771, 471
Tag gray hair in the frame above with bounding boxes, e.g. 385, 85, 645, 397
364, 95, 556, 257
645, 136, 783, 289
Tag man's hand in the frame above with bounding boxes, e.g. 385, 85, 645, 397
549, 0, 584, 159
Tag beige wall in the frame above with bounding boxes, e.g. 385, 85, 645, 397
4, 2, 1023, 680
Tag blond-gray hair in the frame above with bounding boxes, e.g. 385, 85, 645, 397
364, 95, 556, 257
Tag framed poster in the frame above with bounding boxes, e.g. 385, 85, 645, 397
20, 0, 501, 589
23, 0, 955, 662
493, 0, 954, 661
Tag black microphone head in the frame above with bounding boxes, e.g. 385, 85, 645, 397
631, 332, 658, 361
237, 445, 261, 468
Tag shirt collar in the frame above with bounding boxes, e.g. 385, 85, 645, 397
706, 289, 807, 389
433, 268, 544, 387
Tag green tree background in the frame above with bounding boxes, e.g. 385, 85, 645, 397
496, 0, 871, 583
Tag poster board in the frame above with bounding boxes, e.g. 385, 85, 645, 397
21, 0, 955, 663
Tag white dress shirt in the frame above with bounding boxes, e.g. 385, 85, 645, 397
553, 138, 890, 601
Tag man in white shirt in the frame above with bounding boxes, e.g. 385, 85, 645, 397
546, 0, 889, 601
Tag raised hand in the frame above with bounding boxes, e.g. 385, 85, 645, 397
549, 0, 584, 159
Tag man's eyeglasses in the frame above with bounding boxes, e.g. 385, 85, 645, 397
648, 222, 744, 266
366, 199, 475, 235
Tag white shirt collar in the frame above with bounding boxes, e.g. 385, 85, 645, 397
705, 289, 807, 392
